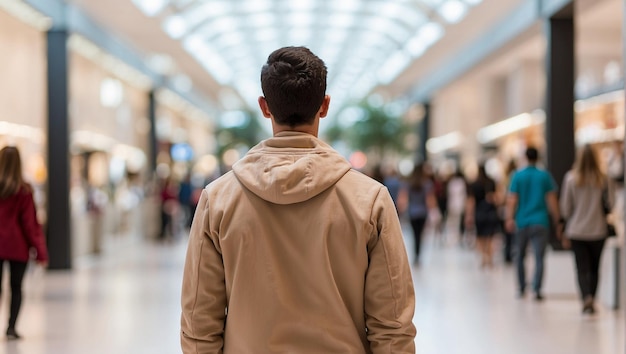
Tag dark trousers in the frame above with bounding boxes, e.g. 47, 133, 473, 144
0, 259, 28, 329
570, 239, 606, 300
410, 217, 427, 261
503, 229, 514, 263
516, 226, 548, 293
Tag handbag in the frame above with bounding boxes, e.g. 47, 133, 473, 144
601, 186, 616, 238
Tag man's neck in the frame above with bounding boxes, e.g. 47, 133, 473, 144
272, 123, 318, 137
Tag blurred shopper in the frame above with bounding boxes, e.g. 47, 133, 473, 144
499, 159, 517, 264
178, 174, 193, 228
465, 164, 499, 268
407, 163, 438, 266
431, 167, 448, 236
505, 147, 561, 300
158, 177, 179, 240
180, 47, 416, 353
446, 168, 467, 243
382, 163, 408, 215
0, 146, 48, 340
560, 144, 613, 314
606, 140, 624, 242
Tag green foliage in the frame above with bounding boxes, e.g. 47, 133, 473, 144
215, 110, 268, 159
325, 101, 415, 161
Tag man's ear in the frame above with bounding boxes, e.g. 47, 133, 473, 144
318, 95, 331, 118
258, 96, 272, 118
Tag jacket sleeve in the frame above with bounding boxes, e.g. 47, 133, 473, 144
364, 187, 416, 353
181, 189, 227, 354
19, 189, 48, 262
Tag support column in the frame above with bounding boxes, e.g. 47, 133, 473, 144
418, 102, 430, 163
46, 29, 71, 269
618, 2, 626, 340
148, 89, 157, 173
544, 5, 575, 188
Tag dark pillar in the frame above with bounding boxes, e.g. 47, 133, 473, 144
544, 5, 575, 187
418, 102, 430, 163
622, 0, 626, 343
46, 29, 71, 269
148, 89, 157, 172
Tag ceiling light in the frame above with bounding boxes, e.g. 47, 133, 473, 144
289, 0, 316, 11
438, 0, 468, 24
331, 0, 362, 12
163, 15, 187, 39
249, 12, 275, 27
240, 0, 272, 12
421, 0, 445, 8
132, 0, 169, 17
328, 13, 357, 29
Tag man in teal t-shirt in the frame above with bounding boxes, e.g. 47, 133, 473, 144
505, 147, 562, 301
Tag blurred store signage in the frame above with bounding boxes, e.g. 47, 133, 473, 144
0, 121, 45, 144
71, 130, 146, 172
426, 131, 463, 154
170, 142, 194, 162
476, 111, 545, 144
575, 89, 624, 113
575, 124, 624, 147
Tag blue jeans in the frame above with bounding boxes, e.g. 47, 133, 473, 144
515, 225, 549, 293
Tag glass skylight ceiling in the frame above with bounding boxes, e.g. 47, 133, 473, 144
132, 0, 483, 113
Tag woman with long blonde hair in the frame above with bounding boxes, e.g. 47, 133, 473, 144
0, 146, 48, 339
560, 144, 611, 314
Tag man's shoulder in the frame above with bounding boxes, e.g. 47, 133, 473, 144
341, 169, 385, 191
205, 171, 239, 192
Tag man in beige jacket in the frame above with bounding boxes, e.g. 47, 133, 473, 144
181, 46, 416, 353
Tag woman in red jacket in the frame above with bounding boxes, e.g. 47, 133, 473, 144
0, 146, 48, 340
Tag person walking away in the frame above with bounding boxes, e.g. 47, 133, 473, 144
465, 164, 500, 268
505, 147, 562, 301
0, 146, 48, 339
446, 168, 467, 243
158, 177, 179, 240
382, 164, 408, 215
499, 159, 517, 264
180, 46, 416, 353
407, 163, 438, 266
560, 144, 612, 314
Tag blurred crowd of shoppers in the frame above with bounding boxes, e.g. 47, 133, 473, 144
372, 140, 622, 315
157, 173, 206, 241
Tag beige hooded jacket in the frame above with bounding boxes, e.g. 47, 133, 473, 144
181, 131, 416, 353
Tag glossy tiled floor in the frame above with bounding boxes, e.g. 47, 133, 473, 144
0, 223, 624, 354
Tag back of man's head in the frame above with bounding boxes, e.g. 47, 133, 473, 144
260, 46, 327, 127
525, 147, 539, 164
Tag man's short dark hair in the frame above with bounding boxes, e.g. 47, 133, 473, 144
526, 147, 539, 163
260, 46, 327, 127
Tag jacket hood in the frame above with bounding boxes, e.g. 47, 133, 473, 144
232, 131, 352, 205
